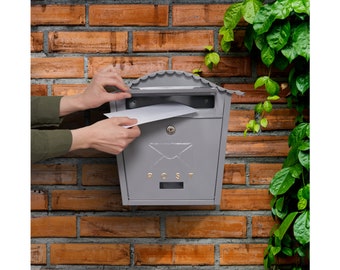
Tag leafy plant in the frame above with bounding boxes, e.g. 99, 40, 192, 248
199, 0, 310, 269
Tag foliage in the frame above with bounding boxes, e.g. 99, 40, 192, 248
198, 0, 310, 269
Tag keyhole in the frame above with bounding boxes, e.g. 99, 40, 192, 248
166, 125, 176, 135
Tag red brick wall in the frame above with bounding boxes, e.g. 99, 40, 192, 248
31, 2, 293, 269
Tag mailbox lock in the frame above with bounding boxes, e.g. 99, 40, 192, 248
166, 125, 176, 135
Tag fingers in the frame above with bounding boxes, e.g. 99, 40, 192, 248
114, 117, 139, 127
98, 65, 129, 92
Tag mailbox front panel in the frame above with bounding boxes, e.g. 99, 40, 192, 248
119, 117, 223, 204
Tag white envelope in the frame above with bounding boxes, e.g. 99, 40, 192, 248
104, 103, 198, 128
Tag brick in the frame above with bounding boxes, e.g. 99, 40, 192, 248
166, 216, 246, 238
249, 163, 283, 185
50, 243, 130, 265
252, 216, 277, 238
82, 164, 119, 186
31, 164, 77, 185
89, 5, 168, 26
31, 84, 47, 96
88, 57, 169, 78
220, 243, 267, 265
133, 30, 214, 52
134, 244, 214, 265
228, 109, 297, 131
52, 84, 86, 96
223, 164, 246, 184
31, 244, 46, 265
48, 32, 128, 53
31, 5, 85, 26
31, 216, 76, 237
31, 190, 48, 211
31, 32, 43, 52
172, 56, 251, 77
228, 110, 255, 132
226, 135, 289, 157
31, 57, 84, 79
224, 83, 289, 104
220, 189, 272, 210
173, 4, 229, 26
80, 216, 160, 237
51, 190, 124, 211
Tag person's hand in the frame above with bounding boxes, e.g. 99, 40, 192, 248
80, 65, 131, 109
70, 117, 141, 155
59, 65, 131, 116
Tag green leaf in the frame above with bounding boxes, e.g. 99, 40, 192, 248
254, 76, 267, 89
296, 73, 310, 95
282, 247, 293, 256
255, 102, 263, 113
274, 211, 298, 240
294, 211, 310, 245
253, 4, 277, 35
204, 45, 213, 51
208, 52, 220, 65
221, 28, 235, 42
298, 150, 309, 171
224, 2, 243, 29
275, 196, 284, 212
254, 34, 267, 50
281, 41, 299, 63
290, 163, 303, 178
292, 0, 310, 15
220, 39, 231, 52
266, 21, 291, 51
269, 167, 295, 196
254, 123, 261, 133
260, 117, 268, 128
261, 44, 276, 67
295, 246, 306, 257
298, 141, 310, 151
288, 123, 309, 147
271, 0, 292, 20
263, 100, 272, 113
297, 197, 307, 210
246, 119, 256, 130
302, 184, 310, 200
271, 246, 281, 256
292, 22, 310, 61
265, 78, 280, 96
204, 52, 220, 70
242, 0, 263, 24
267, 95, 280, 101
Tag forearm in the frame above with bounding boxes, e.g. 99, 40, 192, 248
31, 129, 72, 163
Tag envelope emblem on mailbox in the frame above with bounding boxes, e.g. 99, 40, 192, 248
148, 143, 193, 170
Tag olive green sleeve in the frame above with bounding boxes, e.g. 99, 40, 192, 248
31, 96, 63, 128
31, 129, 72, 163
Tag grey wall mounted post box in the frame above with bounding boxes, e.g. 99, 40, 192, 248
108, 70, 243, 206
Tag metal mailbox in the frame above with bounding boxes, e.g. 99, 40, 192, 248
108, 70, 243, 205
